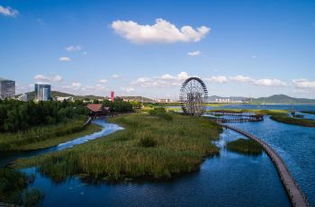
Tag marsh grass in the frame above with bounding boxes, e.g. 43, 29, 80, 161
270, 113, 315, 127
0, 119, 101, 151
301, 111, 315, 115
226, 138, 263, 155
14, 113, 222, 182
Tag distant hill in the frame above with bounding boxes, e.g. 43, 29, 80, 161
207, 94, 315, 104
22, 91, 155, 102
251, 94, 315, 104
207, 95, 247, 102
119, 96, 155, 103
23, 91, 105, 100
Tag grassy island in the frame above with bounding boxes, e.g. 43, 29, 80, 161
301, 111, 315, 115
226, 138, 263, 155
13, 112, 222, 182
269, 113, 315, 127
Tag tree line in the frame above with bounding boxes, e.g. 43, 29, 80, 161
93, 98, 139, 112
0, 99, 136, 133
0, 99, 88, 133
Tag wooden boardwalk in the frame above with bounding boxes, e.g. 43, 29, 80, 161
221, 124, 309, 207
207, 113, 264, 123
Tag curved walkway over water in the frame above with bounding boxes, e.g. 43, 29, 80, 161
221, 124, 309, 207
204, 112, 264, 123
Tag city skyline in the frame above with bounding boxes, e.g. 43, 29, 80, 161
1, 0, 315, 99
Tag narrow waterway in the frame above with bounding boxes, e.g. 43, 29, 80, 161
17, 128, 290, 207
0, 119, 123, 167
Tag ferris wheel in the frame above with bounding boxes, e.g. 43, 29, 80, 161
179, 77, 208, 116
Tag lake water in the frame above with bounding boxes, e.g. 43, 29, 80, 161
230, 116, 315, 206
21, 128, 290, 207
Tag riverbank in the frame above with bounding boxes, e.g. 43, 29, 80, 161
0, 119, 101, 151
13, 113, 222, 182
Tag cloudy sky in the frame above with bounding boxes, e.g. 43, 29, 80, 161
1, 0, 315, 99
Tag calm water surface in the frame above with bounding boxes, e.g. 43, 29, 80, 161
230, 116, 315, 206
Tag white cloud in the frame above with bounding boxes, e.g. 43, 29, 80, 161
34, 74, 63, 83
229, 75, 254, 83
111, 74, 120, 79
71, 82, 82, 88
95, 84, 106, 90
292, 79, 315, 89
111, 18, 210, 44
61, 82, 82, 90
188, 50, 201, 56
254, 79, 286, 87
206, 76, 228, 83
160, 72, 189, 81
99, 79, 108, 84
133, 72, 190, 88
121, 87, 135, 92
65, 45, 82, 52
59, 56, 71, 62
0, 5, 18, 17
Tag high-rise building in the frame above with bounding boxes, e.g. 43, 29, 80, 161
111, 91, 115, 102
35, 83, 51, 101
0, 77, 15, 99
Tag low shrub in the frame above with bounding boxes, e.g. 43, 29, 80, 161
138, 136, 157, 148
148, 107, 173, 121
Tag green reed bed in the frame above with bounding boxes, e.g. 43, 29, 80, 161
301, 111, 315, 115
0, 119, 101, 151
226, 138, 263, 155
13, 113, 222, 182
270, 113, 315, 127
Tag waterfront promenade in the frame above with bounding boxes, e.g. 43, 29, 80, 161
221, 124, 309, 207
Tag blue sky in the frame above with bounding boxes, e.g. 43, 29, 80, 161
1, 0, 315, 99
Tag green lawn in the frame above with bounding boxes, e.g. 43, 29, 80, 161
14, 112, 222, 182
